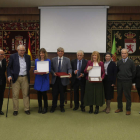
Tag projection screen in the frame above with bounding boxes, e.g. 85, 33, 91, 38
39, 6, 109, 53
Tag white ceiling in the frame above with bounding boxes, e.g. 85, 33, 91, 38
0, 0, 140, 7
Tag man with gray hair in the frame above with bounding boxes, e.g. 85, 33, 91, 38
115, 48, 136, 115
71, 50, 87, 112
7, 45, 31, 116
50, 47, 72, 112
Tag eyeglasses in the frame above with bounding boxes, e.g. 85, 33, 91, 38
0, 54, 4, 55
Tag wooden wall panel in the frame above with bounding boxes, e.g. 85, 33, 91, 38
0, 7, 39, 15
0, 15, 39, 21
0, 7, 39, 21
108, 15, 140, 20
108, 6, 140, 14
108, 6, 140, 20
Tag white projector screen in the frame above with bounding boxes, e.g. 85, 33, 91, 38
39, 6, 109, 53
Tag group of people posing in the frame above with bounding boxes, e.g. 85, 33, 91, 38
0, 45, 139, 116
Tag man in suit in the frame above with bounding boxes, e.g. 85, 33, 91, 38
50, 47, 72, 112
115, 48, 136, 115
0, 50, 6, 115
7, 45, 31, 116
71, 50, 87, 112
133, 65, 140, 113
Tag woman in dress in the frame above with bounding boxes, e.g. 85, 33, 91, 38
84, 51, 105, 114
34, 48, 51, 114
102, 52, 117, 113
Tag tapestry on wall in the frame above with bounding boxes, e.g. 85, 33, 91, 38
107, 21, 140, 64
0, 21, 39, 63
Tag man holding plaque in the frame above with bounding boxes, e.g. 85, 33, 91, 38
115, 48, 136, 115
71, 50, 87, 112
7, 45, 31, 116
50, 47, 72, 112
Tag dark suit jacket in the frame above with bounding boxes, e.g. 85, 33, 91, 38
134, 65, 140, 88
103, 61, 117, 85
0, 58, 6, 86
51, 56, 72, 86
7, 53, 31, 83
71, 59, 87, 86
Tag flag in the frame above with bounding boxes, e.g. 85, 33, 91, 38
111, 35, 116, 62
28, 37, 32, 60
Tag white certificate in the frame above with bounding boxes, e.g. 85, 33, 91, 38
89, 66, 101, 78
37, 61, 49, 72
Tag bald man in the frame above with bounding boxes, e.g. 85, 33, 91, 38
0, 50, 6, 115
7, 45, 31, 116
115, 49, 136, 115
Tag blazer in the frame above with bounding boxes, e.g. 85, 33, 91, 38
51, 56, 72, 86
134, 65, 140, 88
103, 61, 117, 85
84, 60, 105, 80
0, 58, 6, 86
34, 58, 51, 91
7, 53, 31, 83
71, 59, 88, 86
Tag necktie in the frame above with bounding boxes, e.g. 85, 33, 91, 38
123, 59, 125, 63
58, 58, 61, 72
78, 60, 81, 79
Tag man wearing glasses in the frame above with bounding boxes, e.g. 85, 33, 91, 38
7, 45, 31, 116
0, 50, 6, 115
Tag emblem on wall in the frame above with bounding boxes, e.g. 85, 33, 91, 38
124, 32, 136, 54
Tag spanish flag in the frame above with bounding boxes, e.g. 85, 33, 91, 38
28, 37, 33, 60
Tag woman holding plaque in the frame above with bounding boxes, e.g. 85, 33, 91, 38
102, 52, 117, 113
84, 51, 105, 114
34, 48, 51, 114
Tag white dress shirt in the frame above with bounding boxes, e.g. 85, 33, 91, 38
58, 56, 63, 67
0, 60, 2, 67
19, 55, 27, 75
104, 60, 111, 75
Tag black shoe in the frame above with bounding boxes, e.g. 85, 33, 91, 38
25, 110, 30, 115
73, 106, 79, 111
81, 107, 85, 112
94, 108, 99, 114
38, 107, 42, 113
89, 106, 93, 114
13, 111, 18, 116
60, 107, 65, 112
50, 107, 55, 113
0, 111, 4, 115
42, 108, 47, 114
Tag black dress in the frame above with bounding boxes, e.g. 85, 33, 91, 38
103, 61, 117, 100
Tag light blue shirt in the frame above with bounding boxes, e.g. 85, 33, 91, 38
122, 57, 128, 63
19, 55, 27, 75
77, 59, 82, 70
75, 59, 84, 77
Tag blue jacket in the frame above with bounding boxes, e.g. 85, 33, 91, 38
7, 53, 31, 83
34, 58, 51, 91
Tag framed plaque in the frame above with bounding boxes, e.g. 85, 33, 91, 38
88, 66, 102, 82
